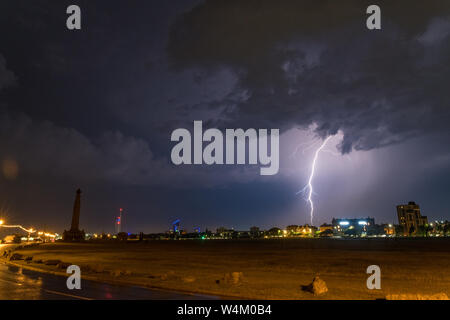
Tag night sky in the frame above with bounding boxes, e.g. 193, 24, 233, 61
0, 0, 449, 233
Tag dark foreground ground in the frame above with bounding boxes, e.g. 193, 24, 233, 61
4, 238, 450, 299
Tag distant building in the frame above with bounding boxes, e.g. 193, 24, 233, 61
332, 217, 375, 235
299, 224, 317, 236
397, 202, 428, 235
382, 224, 395, 236
249, 226, 261, 238
319, 224, 333, 237
216, 227, 234, 238
332, 217, 375, 229
234, 231, 250, 239
319, 223, 333, 233
266, 227, 282, 237
216, 227, 227, 234
286, 225, 300, 235
286, 224, 316, 236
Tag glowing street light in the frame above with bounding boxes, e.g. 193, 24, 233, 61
0, 222, 35, 234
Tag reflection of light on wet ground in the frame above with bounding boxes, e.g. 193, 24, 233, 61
0, 264, 218, 300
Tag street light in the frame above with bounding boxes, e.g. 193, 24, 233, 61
0, 219, 4, 225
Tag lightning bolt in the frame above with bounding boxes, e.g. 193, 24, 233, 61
297, 135, 333, 225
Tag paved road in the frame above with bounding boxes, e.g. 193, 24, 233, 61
0, 263, 217, 300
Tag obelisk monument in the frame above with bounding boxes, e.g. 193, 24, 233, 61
63, 188, 85, 241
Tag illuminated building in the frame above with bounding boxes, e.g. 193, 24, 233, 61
299, 224, 316, 236
286, 225, 316, 236
383, 224, 395, 235
319, 224, 333, 233
332, 217, 375, 235
172, 219, 181, 233
286, 225, 300, 235
397, 202, 428, 235
216, 227, 234, 238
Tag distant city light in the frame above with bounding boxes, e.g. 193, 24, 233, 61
339, 221, 349, 226
358, 221, 368, 225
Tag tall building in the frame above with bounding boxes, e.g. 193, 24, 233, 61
397, 201, 428, 235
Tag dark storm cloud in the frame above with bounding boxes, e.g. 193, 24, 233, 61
0, 111, 163, 185
0, 55, 16, 90
0, 0, 259, 189
168, 0, 450, 153
0, 110, 260, 187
